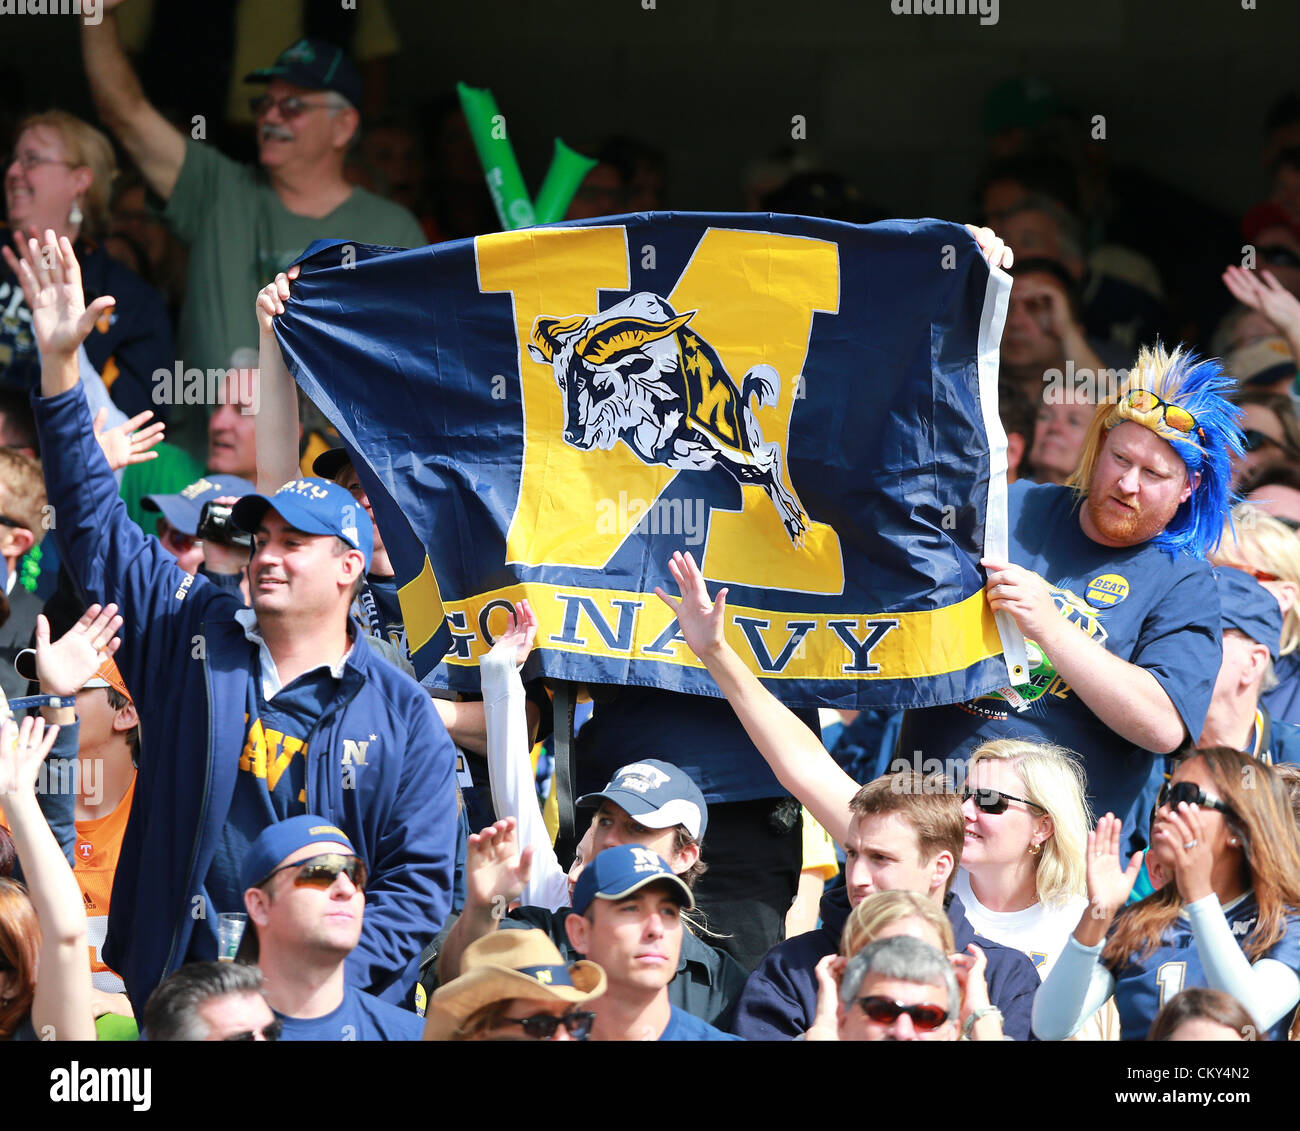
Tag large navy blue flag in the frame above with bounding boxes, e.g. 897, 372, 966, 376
275, 213, 1017, 709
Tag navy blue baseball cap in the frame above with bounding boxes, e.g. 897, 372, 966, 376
312, 446, 352, 481
1216, 565, 1283, 662
232, 477, 373, 569
240, 815, 357, 892
142, 474, 256, 536
570, 844, 694, 916
245, 38, 363, 109
576, 759, 707, 840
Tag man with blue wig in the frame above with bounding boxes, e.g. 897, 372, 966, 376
899, 344, 1244, 848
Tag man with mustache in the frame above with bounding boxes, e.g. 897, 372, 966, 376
897, 344, 1244, 848
81, 5, 425, 454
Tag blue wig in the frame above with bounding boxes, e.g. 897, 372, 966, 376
1073, 344, 1244, 559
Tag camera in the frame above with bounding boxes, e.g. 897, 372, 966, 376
196, 502, 252, 549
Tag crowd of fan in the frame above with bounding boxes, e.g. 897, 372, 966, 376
2, 2, 1300, 1042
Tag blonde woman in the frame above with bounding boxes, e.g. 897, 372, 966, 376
956, 739, 1090, 978
2, 110, 173, 418
1214, 503, 1300, 725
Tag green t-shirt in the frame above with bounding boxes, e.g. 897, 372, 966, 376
118, 441, 206, 537
164, 140, 426, 454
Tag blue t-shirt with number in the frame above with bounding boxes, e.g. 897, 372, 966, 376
277, 985, 424, 1041
1107, 892, 1300, 1041
897, 480, 1220, 828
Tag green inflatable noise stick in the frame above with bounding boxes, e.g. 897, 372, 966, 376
458, 82, 599, 230
457, 81, 536, 230
533, 138, 598, 223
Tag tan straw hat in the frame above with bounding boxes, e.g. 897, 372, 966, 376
423, 929, 606, 1040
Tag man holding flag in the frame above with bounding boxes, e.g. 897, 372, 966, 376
262, 215, 1019, 967
898, 344, 1242, 841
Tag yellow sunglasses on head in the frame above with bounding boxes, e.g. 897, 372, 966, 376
1122, 389, 1199, 437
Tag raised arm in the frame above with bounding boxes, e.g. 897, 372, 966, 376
255, 269, 305, 492
80, 1, 186, 201
481, 601, 570, 910
436, 818, 534, 984
29, 604, 124, 865
655, 551, 857, 845
0, 715, 95, 1041
3, 231, 114, 398
7, 231, 223, 692
1033, 814, 1133, 1038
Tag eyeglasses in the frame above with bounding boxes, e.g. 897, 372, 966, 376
498, 1010, 596, 1040
1258, 245, 1300, 271
249, 94, 336, 120
258, 852, 368, 892
1246, 568, 1282, 583
856, 996, 950, 1031
962, 786, 1046, 816
1122, 389, 1199, 436
0, 514, 25, 530
1243, 429, 1284, 454
1157, 779, 1235, 818
6, 151, 76, 172
223, 1017, 283, 1041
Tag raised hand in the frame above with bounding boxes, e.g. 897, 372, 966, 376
804, 952, 844, 1041
0, 714, 61, 798
464, 817, 534, 916
653, 550, 729, 661
94, 407, 165, 471
35, 604, 123, 698
255, 265, 300, 336
1151, 800, 1215, 904
1085, 812, 1144, 922
1, 230, 115, 360
488, 599, 537, 669
950, 943, 991, 1018
1222, 265, 1300, 338
965, 224, 1014, 271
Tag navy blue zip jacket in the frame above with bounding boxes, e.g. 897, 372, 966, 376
732, 884, 1040, 1039
34, 383, 458, 1015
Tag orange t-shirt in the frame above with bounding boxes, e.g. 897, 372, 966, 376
74, 774, 136, 994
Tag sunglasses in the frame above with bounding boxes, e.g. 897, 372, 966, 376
962, 786, 1046, 816
1243, 428, 1284, 454
856, 996, 949, 1031
499, 1010, 596, 1040
249, 94, 336, 120
1156, 779, 1235, 818
259, 852, 368, 892
156, 520, 197, 554
1258, 245, 1300, 271
223, 1017, 283, 1041
1122, 389, 1198, 436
